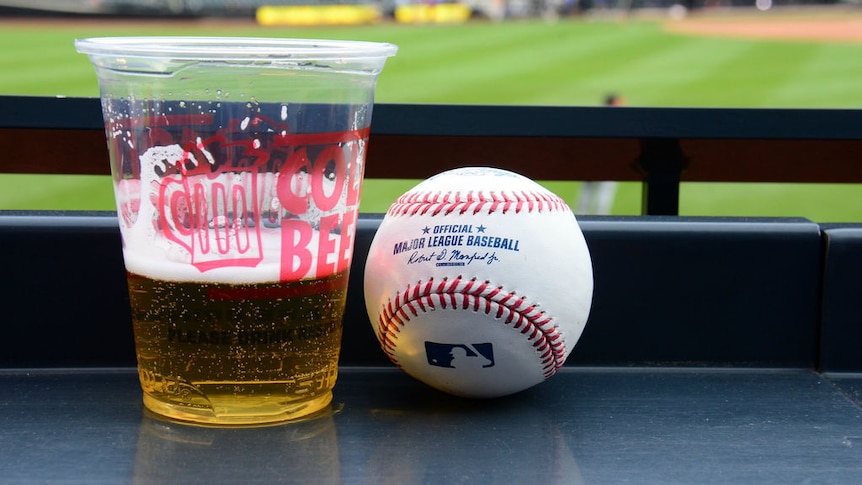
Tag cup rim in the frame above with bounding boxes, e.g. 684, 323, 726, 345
75, 36, 398, 61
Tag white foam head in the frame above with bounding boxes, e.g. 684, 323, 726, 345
118, 144, 351, 284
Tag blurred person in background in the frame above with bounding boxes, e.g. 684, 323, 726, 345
576, 93, 625, 215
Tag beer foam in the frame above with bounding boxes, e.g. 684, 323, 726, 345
122, 229, 302, 284
118, 143, 351, 284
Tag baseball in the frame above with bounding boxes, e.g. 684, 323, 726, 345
363, 167, 593, 398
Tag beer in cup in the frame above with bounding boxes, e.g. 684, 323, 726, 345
76, 37, 396, 425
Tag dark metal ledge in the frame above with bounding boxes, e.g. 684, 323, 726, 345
0, 212, 826, 370
1, 367, 861, 484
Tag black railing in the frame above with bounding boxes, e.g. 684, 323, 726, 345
3, 95, 862, 215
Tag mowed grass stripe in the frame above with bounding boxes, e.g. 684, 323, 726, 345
564, 35, 752, 106
477, 23, 674, 106
374, 22, 600, 103
0, 174, 115, 210
652, 40, 822, 107
764, 43, 862, 107
680, 183, 862, 221
0, 22, 422, 96
715, 42, 828, 107
2, 32, 96, 95
386, 22, 671, 105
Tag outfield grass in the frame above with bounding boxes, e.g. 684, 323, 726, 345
2, 17, 862, 219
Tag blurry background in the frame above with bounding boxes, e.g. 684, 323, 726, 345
1, 0, 862, 219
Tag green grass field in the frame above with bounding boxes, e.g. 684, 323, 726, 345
3, 16, 862, 219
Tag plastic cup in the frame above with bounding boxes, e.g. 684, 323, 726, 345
76, 37, 396, 425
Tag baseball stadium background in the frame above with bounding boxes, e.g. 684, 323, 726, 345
1, 0, 862, 220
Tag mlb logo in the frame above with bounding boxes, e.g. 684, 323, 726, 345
425, 342, 495, 369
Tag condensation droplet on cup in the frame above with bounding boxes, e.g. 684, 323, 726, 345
280, 105, 288, 121
240, 116, 251, 131
179, 101, 186, 109
215, 89, 223, 99
253, 139, 261, 149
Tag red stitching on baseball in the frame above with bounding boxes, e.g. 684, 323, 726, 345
376, 275, 566, 379
387, 190, 570, 217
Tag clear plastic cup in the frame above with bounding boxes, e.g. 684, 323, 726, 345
76, 36, 396, 425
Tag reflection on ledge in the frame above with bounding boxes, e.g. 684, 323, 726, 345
134, 406, 341, 483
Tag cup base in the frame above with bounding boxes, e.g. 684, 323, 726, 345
142, 391, 333, 426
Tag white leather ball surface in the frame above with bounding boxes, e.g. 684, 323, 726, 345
364, 167, 593, 397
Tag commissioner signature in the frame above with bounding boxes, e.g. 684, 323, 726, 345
407, 249, 500, 267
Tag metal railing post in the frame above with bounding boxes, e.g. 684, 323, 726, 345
637, 138, 688, 216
